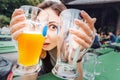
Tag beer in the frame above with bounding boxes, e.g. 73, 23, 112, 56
17, 32, 45, 66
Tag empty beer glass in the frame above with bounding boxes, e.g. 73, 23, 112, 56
52, 9, 95, 80
82, 53, 97, 80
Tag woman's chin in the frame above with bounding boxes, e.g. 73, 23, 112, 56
42, 47, 51, 51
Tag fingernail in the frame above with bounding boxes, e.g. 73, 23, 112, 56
74, 19, 79, 24
81, 10, 87, 16
69, 28, 75, 34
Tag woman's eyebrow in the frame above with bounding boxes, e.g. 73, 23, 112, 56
48, 21, 59, 25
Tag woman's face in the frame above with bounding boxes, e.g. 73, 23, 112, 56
39, 8, 60, 51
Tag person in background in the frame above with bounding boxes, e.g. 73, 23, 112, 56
91, 32, 101, 49
116, 33, 120, 43
99, 32, 107, 44
1, 25, 10, 35
105, 32, 116, 44
9, 1, 96, 80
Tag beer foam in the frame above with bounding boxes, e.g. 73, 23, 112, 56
23, 31, 42, 34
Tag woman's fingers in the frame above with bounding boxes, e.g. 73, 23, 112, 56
11, 9, 24, 18
71, 11, 97, 49
69, 29, 92, 44
74, 19, 94, 38
9, 9, 26, 40
80, 10, 96, 31
74, 35, 90, 49
10, 21, 27, 34
10, 8, 26, 31
10, 14, 26, 27
12, 28, 24, 40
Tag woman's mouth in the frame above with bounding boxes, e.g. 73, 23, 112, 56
43, 43, 50, 47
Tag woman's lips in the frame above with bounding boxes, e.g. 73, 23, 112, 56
43, 43, 50, 47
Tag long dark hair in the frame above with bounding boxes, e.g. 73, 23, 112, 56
37, 1, 67, 16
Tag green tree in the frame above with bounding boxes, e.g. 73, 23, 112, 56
0, 15, 10, 27
0, 0, 43, 26
27, 0, 44, 6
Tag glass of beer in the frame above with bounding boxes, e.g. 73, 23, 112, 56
12, 5, 48, 80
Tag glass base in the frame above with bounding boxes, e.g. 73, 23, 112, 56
12, 64, 40, 80
52, 63, 78, 80
83, 70, 95, 80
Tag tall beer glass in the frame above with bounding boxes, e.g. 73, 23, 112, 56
52, 9, 95, 80
12, 5, 48, 80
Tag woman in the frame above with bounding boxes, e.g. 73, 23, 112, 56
9, 1, 96, 80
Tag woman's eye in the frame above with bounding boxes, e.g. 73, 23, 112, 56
49, 25, 57, 31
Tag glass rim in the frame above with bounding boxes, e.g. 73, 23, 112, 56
20, 5, 49, 17
60, 8, 81, 15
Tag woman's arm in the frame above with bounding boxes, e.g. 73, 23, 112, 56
75, 62, 83, 80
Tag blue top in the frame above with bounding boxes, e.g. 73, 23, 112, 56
91, 34, 101, 48
109, 34, 116, 43
94, 35, 99, 43
116, 35, 120, 43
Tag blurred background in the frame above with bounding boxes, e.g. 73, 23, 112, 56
0, 0, 44, 29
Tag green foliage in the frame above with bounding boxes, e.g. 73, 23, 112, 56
0, 0, 43, 27
27, 0, 44, 6
0, 15, 10, 27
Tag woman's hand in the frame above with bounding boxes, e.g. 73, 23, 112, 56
9, 9, 27, 40
69, 10, 96, 49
